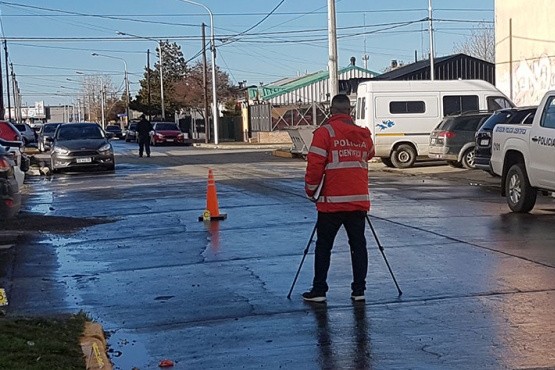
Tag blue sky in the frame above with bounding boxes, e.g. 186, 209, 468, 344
0, 0, 493, 106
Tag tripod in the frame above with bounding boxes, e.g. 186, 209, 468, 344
286, 214, 402, 299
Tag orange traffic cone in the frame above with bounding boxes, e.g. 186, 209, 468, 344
198, 169, 227, 221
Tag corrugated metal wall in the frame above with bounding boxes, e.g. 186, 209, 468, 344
403, 57, 495, 84
267, 69, 375, 105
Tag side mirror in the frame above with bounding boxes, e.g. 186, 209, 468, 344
105, 132, 115, 139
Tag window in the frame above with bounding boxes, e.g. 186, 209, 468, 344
389, 101, 425, 114
540, 97, 555, 129
443, 95, 479, 116
523, 112, 535, 125
487, 96, 513, 111
454, 116, 488, 131
356, 98, 361, 119
360, 97, 366, 119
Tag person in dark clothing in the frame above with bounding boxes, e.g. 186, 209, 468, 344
136, 114, 153, 158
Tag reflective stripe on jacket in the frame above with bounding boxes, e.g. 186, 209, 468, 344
305, 113, 374, 212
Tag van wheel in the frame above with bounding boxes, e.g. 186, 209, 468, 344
461, 148, 476, 169
380, 157, 394, 167
391, 144, 416, 168
506, 163, 537, 213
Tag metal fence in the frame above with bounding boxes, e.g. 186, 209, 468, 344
249, 102, 331, 132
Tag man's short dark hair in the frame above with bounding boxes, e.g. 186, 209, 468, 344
330, 94, 351, 115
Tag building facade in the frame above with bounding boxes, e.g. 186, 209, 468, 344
495, 0, 555, 105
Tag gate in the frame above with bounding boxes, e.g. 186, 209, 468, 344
249, 103, 272, 132
249, 102, 331, 132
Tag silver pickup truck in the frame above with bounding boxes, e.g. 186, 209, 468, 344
490, 91, 555, 212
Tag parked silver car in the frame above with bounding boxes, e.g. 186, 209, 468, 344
14, 123, 37, 146
38, 123, 62, 152
50, 123, 115, 173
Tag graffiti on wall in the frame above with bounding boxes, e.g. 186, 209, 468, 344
514, 54, 555, 106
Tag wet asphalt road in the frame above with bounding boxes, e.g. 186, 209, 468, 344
3, 140, 555, 369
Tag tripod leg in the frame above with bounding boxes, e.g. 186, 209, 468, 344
365, 214, 403, 296
287, 222, 318, 299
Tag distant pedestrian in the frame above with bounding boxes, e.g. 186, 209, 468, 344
136, 114, 153, 158
303, 94, 375, 303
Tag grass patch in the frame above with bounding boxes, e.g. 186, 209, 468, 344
0, 312, 87, 370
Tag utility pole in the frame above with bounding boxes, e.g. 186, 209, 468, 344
202, 22, 210, 143
10, 64, 17, 122
0, 41, 3, 120
428, 0, 435, 80
159, 41, 165, 120
147, 49, 151, 121
509, 18, 513, 101
4, 41, 11, 120
327, 0, 339, 98
100, 86, 106, 128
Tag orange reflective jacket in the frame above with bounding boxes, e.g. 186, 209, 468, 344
305, 114, 374, 213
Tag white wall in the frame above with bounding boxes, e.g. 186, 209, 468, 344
496, 0, 555, 106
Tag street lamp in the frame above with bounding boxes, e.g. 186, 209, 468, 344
174, 0, 219, 144
91, 52, 130, 125
116, 31, 165, 120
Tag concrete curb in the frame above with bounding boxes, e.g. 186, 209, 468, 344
193, 142, 289, 150
80, 322, 112, 370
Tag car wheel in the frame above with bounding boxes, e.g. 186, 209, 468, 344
390, 144, 416, 168
506, 163, 537, 213
380, 157, 395, 168
461, 148, 476, 169
446, 160, 463, 168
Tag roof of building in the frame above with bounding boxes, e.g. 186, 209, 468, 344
248, 64, 379, 102
373, 53, 493, 80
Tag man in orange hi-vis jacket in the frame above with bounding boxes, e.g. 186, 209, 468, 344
303, 94, 375, 303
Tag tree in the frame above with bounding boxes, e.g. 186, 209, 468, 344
173, 61, 238, 118
131, 43, 238, 119
453, 23, 495, 63
131, 40, 188, 118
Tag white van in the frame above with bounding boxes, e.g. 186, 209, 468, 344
354, 80, 513, 168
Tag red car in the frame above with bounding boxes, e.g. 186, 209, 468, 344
0, 120, 22, 142
150, 122, 186, 145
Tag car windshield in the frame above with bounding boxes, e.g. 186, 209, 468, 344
106, 126, 120, 131
14, 124, 26, 131
43, 124, 59, 134
155, 123, 179, 130
506, 109, 536, 124
57, 125, 104, 140
480, 111, 514, 130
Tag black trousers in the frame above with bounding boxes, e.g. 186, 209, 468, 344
312, 211, 368, 294
138, 136, 151, 157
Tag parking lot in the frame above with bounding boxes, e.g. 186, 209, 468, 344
1, 142, 554, 369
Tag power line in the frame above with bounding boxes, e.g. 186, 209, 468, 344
0, 1, 200, 28
234, 0, 286, 37
0, 8, 492, 18
9, 42, 146, 54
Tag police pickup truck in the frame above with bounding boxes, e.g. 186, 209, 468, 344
490, 90, 555, 213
